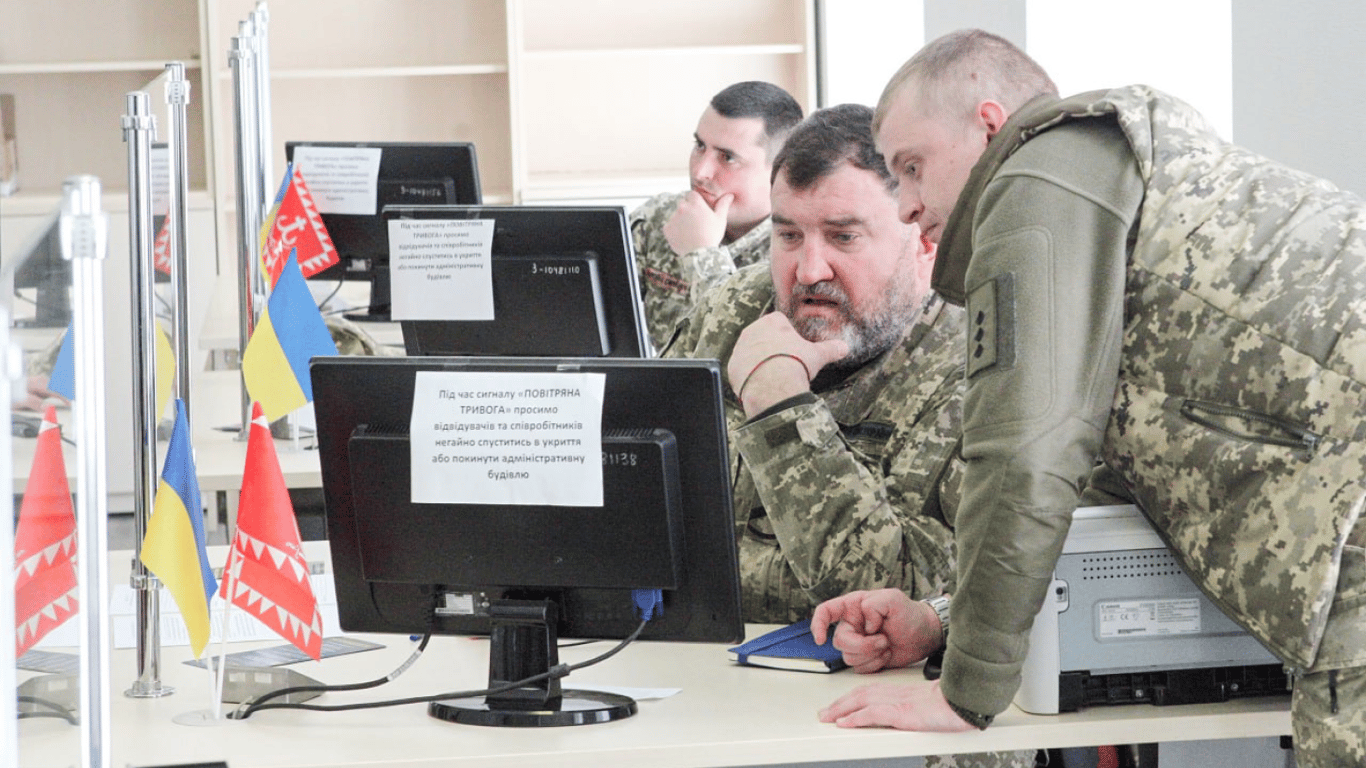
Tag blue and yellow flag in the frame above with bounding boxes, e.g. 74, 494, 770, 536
139, 398, 218, 657
46, 320, 175, 417
241, 249, 338, 422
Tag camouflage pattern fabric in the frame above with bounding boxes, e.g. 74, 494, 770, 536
925, 751, 1038, 768
665, 263, 1033, 768
663, 264, 965, 624
932, 84, 1366, 755
1292, 512, 1366, 766
630, 191, 773, 352
1096, 86, 1366, 672
325, 315, 403, 357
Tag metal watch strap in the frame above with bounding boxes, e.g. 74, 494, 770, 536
947, 700, 994, 730
922, 595, 950, 647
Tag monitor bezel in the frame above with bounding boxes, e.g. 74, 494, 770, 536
311, 355, 743, 645
383, 204, 650, 359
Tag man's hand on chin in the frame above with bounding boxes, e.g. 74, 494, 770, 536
664, 190, 731, 254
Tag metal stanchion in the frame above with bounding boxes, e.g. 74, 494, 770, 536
164, 63, 193, 417
1, 303, 17, 768
252, 2, 274, 209
230, 22, 266, 438
121, 92, 172, 700
63, 174, 111, 768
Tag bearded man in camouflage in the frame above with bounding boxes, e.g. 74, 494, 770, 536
631, 81, 803, 352
666, 103, 1039, 768
812, 30, 1366, 767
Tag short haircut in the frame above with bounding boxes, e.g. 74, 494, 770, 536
771, 103, 894, 194
710, 81, 805, 159
873, 29, 1058, 132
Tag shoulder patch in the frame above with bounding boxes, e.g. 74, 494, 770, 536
966, 273, 1015, 379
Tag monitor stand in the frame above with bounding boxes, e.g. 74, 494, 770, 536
427, 599, 637, 727
341, 272, 391, 323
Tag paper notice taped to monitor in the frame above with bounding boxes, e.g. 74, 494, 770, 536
388, 217, 495, 320
410, 370, 606, 506
291, 145, 382, 215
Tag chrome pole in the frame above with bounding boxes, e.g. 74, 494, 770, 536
62, 174, 111, 768
230, 24, 265, 436
251, 2, 274, 211
0, 304, 16, 768
164, 62, 193, 417
121, 92, 172, 700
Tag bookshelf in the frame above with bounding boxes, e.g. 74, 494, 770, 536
2, 0, 815, 325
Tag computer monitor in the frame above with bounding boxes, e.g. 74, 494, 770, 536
311, 355, 742, 727
282, 141, 482, 322
4, 212, 71, 328
383, 205, 649, 358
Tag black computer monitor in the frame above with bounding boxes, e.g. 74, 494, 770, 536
4, 212, 70, 328
282, 141, 482, 322
311, 355, 742, 727
383, 205, 649, 358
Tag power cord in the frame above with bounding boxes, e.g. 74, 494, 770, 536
231, 616, 650, 719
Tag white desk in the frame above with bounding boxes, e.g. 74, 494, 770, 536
17, 552, 1291, 768
11, 370, 323, 520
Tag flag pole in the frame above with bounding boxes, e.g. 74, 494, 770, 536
212, 547, 239, 720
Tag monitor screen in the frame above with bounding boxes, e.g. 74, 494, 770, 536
383, 205, 649, 358
311, 355, 742, 726
282, 141, 482, 322
5, 212, 70, 328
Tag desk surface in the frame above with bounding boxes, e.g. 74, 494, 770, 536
10, 370, 322, 497
17, 551, 1292, 768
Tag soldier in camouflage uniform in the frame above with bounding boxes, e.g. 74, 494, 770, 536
666, 103, 1039, 768
812, 30, 1366, 767
631, 81, 802, 352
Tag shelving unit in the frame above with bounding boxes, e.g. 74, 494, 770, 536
0, 0, 210, 215
3, 0, 815, 319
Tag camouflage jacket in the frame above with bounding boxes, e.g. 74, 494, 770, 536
664, 264, 966, 624
629, 191, 772, 352
933, 85, 1366, 718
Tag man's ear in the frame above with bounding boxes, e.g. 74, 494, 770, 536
977, 100, 1008, 140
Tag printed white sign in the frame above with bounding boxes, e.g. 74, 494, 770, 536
409, 371, 605, 506
1097, 598, 1202, 639
387, 218, 495, 320
150, 143, 170, 217
291, 145, 382, 215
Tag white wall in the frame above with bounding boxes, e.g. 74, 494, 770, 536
824, 0, 1363, 193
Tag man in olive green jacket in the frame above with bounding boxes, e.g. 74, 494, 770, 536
812, 30, 1366, 767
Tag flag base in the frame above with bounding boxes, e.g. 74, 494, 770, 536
219, 664, 324, 706
18, 674, 80, 721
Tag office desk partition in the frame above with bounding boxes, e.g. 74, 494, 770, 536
17, 549, 1291, 768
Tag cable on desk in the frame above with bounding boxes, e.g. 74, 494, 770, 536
229, 632, 432, 719
231, 616, 650, 719
17, 695, 79, 725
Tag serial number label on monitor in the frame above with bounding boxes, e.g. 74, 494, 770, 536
1096, 598, 1201, 639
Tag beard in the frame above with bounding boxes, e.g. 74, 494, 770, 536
780, 274, 923, 367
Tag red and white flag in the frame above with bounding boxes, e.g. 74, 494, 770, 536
218, 402, 323, 659
153, 216, 173, 276
14, 407, 78, 657
260, 164, 337, 288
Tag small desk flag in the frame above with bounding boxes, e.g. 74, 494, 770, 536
219, 401, 323, 659
14, 407, 78, 657
46, 323, 75, 401
44, 321, 174, 412
140, 399, 218, 657
260, 163, 337, 287
241, 249, 338, 422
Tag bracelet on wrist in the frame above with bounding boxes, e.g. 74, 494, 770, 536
736, 352, 811, 403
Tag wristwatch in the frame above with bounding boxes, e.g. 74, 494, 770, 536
922, 595, 950, 648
